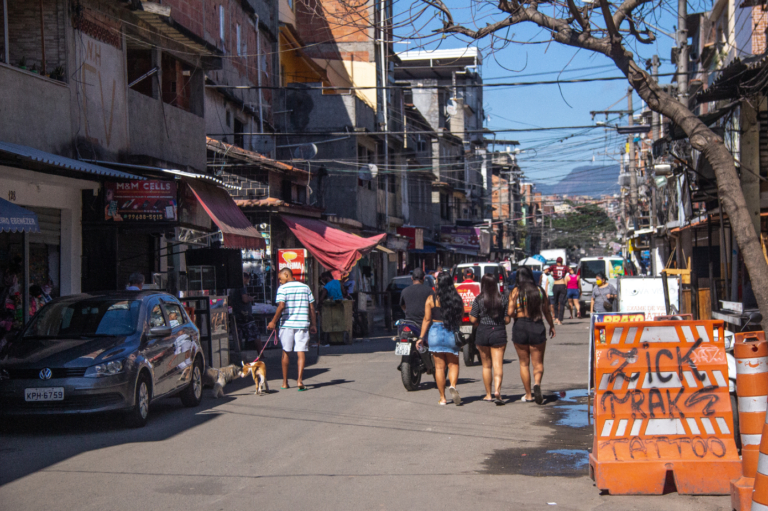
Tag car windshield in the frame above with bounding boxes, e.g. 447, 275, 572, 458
390, 278, 412, 290
23, 299, 142, 339
580, 260, 606, 279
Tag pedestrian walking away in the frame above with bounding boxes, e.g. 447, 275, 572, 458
566, 267, 581, 319
416, 272, 465, 406
590, 272, 617, 314
510, 266, 556, 404
540, 267, 555, 309
399, 268, 433, 330
268, 268, 318, 391
548, 257, 568, 325
469, 274, 510, 405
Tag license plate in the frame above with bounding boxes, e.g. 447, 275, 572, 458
460, 325, 473, 334
395, 343, 411, 356
25, 388, 64, 402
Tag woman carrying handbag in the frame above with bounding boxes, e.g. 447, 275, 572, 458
416, 272, 466, 406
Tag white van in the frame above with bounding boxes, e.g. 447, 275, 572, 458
577, 256, 633, 312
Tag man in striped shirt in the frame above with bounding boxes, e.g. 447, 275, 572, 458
268, 268, 317, 390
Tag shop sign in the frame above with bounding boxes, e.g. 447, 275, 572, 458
386, 235, 410, 252
278, 249, 307, 281
395, 227, 423, 250
104, 181, 177, 222
440, 226, 480, 251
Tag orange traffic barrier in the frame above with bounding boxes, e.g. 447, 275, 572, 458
736, 332, 768, 475
731, 332, 768, 510
753, 416, 768, 510
590, 320, 742, 495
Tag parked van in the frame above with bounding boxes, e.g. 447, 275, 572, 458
577, 256, 634, 312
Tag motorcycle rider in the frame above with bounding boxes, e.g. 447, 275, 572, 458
400, 268, 433, 336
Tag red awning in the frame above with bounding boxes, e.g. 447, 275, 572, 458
281, 215, 386, 278
184, 178, 265, 250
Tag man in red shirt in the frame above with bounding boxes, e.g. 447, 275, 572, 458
548, 257, 569, 325
461, 269, 476, 283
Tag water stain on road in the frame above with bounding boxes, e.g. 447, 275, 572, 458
482, 389, 592, 477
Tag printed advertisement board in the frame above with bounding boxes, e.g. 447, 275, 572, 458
278, 249, 307, 281
618, 276, 680, 320
455, 282, 481, 314
104, 181, 177, 222
440, 226, 480, 251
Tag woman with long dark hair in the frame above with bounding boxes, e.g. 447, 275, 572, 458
416, 272, 465, 405
469, 274, 509, 404
509, 266, 555, 404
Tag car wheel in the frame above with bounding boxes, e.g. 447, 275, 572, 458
180, 357, 203, 408
127, 372, 151, 428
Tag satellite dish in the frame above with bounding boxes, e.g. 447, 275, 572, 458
293, 143, 317, 160
445, 99, 458, 116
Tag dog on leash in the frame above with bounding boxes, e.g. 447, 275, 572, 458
241, 361, 269, 396
202, 364, 242, 398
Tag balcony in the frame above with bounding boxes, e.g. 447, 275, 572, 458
0, 64, 71, 154
127, 89, 206, 171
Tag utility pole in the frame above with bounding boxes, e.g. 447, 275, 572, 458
650, 55, 660, 276
628, 87, 637, 225
677, 0, 688, 106
651, 56, 660, 139
379, 0, 389, 230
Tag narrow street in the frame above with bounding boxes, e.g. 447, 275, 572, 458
0, 319, 729, 510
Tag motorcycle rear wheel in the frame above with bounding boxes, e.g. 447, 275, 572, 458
401, 351, 423, 391
463, 343, 477, 366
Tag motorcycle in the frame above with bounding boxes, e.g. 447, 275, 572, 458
394, 320, 435, 391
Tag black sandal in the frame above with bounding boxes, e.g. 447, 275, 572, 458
493, 394, 505, 406
533, 384, 543, 404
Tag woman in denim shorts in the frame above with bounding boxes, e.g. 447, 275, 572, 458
416, 272, 466, 405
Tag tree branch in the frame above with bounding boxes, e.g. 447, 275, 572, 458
566, 0, 588, 31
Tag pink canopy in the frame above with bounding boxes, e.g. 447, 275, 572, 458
281, 215, 386, 278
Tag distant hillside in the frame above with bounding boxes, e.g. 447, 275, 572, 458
533, 164, 620, 197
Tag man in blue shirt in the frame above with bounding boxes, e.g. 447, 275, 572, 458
319, 271, 344, 301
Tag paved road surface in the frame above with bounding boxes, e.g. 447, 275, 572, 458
0, 318, 731, 510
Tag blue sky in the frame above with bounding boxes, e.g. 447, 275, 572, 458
393, 0, 687, 193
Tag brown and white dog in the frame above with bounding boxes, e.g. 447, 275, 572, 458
241, 361, 269, 396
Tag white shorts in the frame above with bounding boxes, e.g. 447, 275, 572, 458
279, 328, 310, 352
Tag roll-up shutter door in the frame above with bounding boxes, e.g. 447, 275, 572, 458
26, 207, 61, 246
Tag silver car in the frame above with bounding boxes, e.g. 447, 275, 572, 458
0, 291, 204, 427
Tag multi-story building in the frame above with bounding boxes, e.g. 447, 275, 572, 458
394, 48, 490, 260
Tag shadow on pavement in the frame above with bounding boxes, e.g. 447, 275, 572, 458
0, 389, 230, 487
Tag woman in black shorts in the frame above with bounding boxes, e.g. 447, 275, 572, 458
469, 274, 510, 405
509, 267, 556, 404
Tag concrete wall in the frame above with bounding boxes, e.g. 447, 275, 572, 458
128, 89, 206, 171
0, 65, 72, 155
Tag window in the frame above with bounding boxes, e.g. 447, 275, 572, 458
440, 193, 451, 220
150, 303, 166, 328
236, 24, 242, 56
219, 5, 226, 48
226, 110, 231, 127
161, 53, 193, 112
127, 49, 154, 98
163, 302, 185, 328
282, 179, 292, 202
23, 299, 141, 338
234, 118, 244, 148
297, 186, 307, 204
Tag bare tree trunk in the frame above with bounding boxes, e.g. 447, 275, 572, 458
621, 59, 768, 330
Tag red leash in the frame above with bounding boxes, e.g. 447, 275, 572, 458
252, 329, 278, 363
